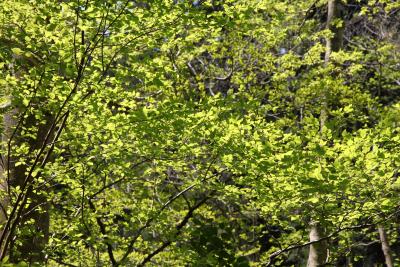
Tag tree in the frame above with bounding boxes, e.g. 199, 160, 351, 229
1, 0, 400, 266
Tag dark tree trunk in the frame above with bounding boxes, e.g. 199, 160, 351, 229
378, 225, 393, 267
1, 106, 52, 263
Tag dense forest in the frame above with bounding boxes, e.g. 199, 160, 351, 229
0, 0, 400, 266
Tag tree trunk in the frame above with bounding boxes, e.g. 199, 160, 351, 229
309, 1, 345, 265
0, 107, 18, 224
0, 55, 52, 263
307, 222, 327, 266
0, 105, 51, 263
378, 225, 393, 267
320, 0, 344, 131
324, 0, 344, 64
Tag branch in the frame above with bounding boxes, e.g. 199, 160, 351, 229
118, 167, 223, 264
215, 69, 233, 81
47, 257, 78, 267
137, 194, 212, 267
88, 199, 118, 266
89, 159, 148, 198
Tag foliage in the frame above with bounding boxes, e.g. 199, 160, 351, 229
0, 0, 399, 266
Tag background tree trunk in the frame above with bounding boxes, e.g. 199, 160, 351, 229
310, 1, 345, 265
0, 54, 52, 262
0, 107, 18, 224
325, 0, 344, 64
0, 105, 51, 263
307, 222, 327, 266
320, 0, 344, 130
378, 225, 393, 267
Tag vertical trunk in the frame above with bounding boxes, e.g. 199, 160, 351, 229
320, 0, 344, 131
309, 1, 345, 265
18, 113, 52, 264
1, 106, 51, 263
378, 225, 393, 267
307, 222, 327, 267
0, 107, 18, 224
1, 55, 52, 263
324, 0, 344, 64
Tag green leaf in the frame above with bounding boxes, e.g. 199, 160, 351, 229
11, 47, 23, 55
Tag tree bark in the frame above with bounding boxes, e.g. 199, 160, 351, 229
0, 105, 52, 263
0, 107, 18, 223
378, 225, 393, 267
324, 0, 344, 64
309, 1, 345, 265
320, 0, 344, 131
0, 56, 52, 263
307, 222, 327, 267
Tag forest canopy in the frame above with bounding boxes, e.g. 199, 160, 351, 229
0, 0, 400, 266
